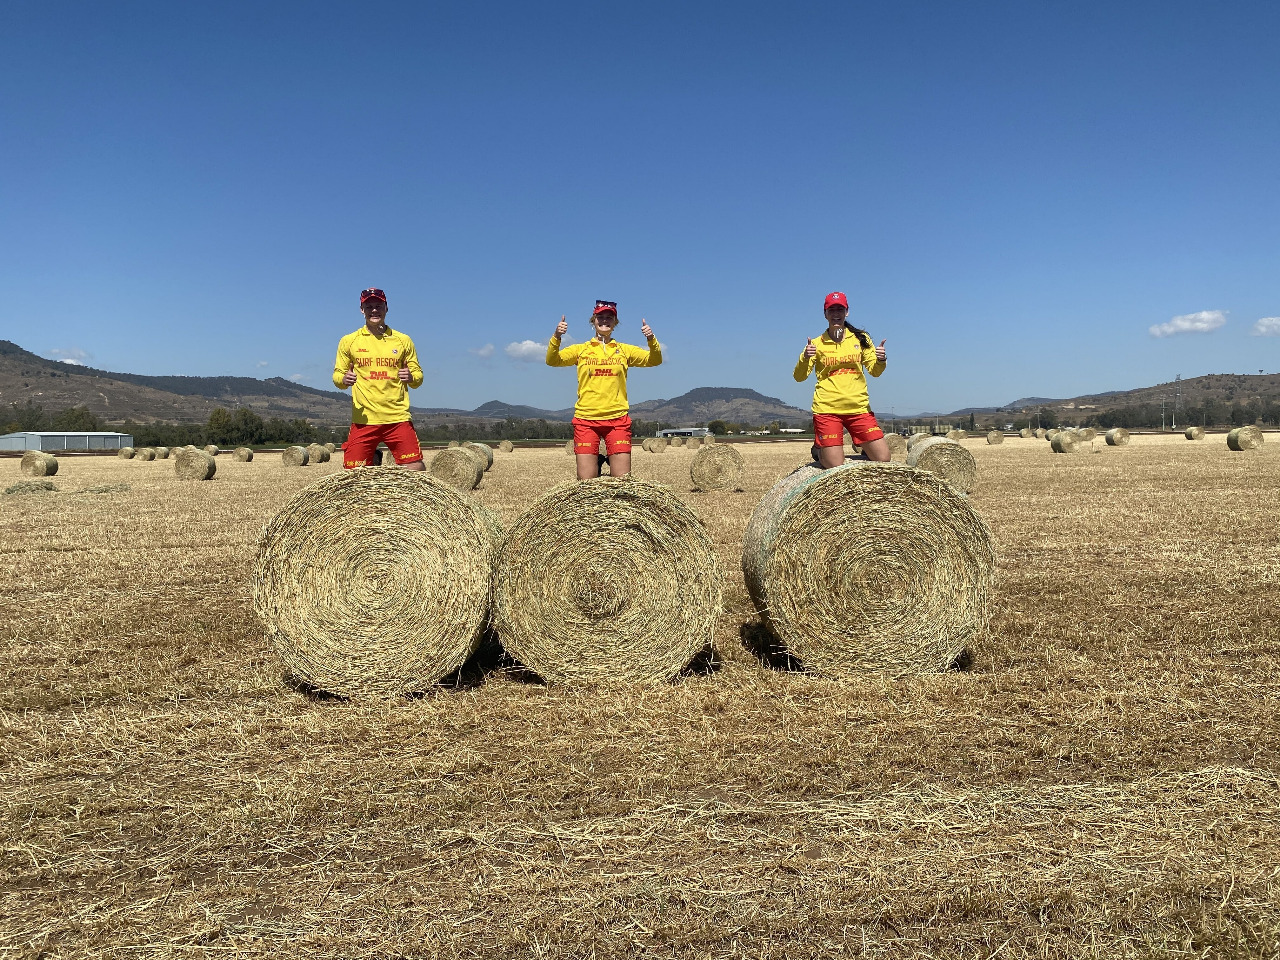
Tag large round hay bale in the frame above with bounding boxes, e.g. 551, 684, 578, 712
498, 440, 514, 453
118, 447, 135, 459
282, 445, 309, 467
906, 433, 931, 452
742, 462, 993, 676
324, 442, 336, 454
234, 447, 254, 461
1185, 426, 1205, 440
174, 448, 216, 480
986, 431, 1004, 445
494, 478, 721, 683
135, 448, 156, 461
883, 433, 907, 460
1019, 428, 1031, 438
1105, 428, 1130, 446
203, 445, 219, 457
1051, 432, 1079, 454
1227, 427, 1263, 451
462, 442, 494, 471
906, 437, 977, 495
945, 429, 966, 441
154, 446, 170, 459
1045, 429, 1060, 441
306, 443, 331, 464
690, 443, 745, 491
650, 437, 667, 453
429, 447, 483, 490
20, 451, 58, 477
254, 470, 500, 697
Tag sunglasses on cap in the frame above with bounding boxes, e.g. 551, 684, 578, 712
360, 288, 387, 304
593, 299, 618, 317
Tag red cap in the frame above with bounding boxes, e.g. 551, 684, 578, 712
824, 291, 848, 311
360, 287, 387, 305
592, 299, 618, 317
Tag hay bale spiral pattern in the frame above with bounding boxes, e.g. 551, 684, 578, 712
429, 447, 483, 490
253, 470, 501, 697
494, 477, 722, 683
1051, 432, 1079, 453
1185, 426, 1205, 440
742, 462, 994, 676
1105, 428, 1130, 446
498, 440, 514, 453
462, 442, 494, 471
20, 451, 58, 477
234, 447, 254, 461
174, 448, 216, 481
986, 431, 1004, 445
690, 443, 745, 491
906, 437, 977, 495
306, 443, 331, 464
1227, 426, 1263, 451
282, 445, 309, 467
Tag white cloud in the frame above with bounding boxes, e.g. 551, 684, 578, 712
1149, 310, 1227, 338
1251, 317, 1280, 337
56, 358, 85, 366
49, 347, 91, 365
256, 360, 269, 367
469, 343, 495, 358
505, 339, 546, 361
289, 373, 305, 382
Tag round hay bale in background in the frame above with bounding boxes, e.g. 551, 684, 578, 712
494, 477, 721, 683
429, 447, 483, 490
650, 437, 668, 453
669, 436, 686, 447
20, 451, 58, 477
883, 433, 907, 460
462, 442, 494, 471
945, 429, 966, 441
1227, 427, 1263, 451
324, 442, 336, 454
906, 433, 931, 452
306, 442, 331, 464
742, 461, 993, 676
986, 431, 1004, 445
1105, 428, 1130, 446
282, 445, 309, 467
1046, 429, 1060, 441
203, 445, 219, 457
1078, 428, 1097, 442
498, 440, 514, 453
1185, 426, 1205, 440
565, 440, 574, 454
118, 447, 135, 459
234, 447, 254, 461
1019, 428, 1031, 438
155, 446, 170, 459
640, 438, 653, 453
448, 440, 460, 448
254, 470, 501, 697
135, 448, 156, 461
704, 434, 717, 445
174, 448, 216, 481
1034, 428, 1047, 439
1051, 432, 1079, 454
906, 437, 977, 495
691, 443, 745, 491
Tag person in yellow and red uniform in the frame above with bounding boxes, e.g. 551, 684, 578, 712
546, 299, 662, 480
332, 288, 426, 470
794, 291, 890, 469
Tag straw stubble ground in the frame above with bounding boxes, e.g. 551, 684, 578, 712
2, 436, 1279, 959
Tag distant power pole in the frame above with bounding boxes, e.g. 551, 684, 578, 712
1173, 375, 1180, 430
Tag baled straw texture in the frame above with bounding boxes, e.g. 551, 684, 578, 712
448, 440, 460, 448
883, 433, 907, 460
1227, 426, 1263, 451
1078, 427, 1097, 442
306, 443, 331, 464
906, 436, 977, 496
1034, 428, 1047, 439
379, 448, 398, 467
462, 442, 494, 471
135, 448, 156, 461
498, 439, 514, 453
1046, 429, 1061, 441
650, 437, 668, 453
669, 436, 686, 447
234, 447, 254, 461
742, 461, 993, 676
493, 477, 722, 683
324, 442, 336, 454
1051, 432, 1079, 454
1185, 426, 1205, 440
155, 446, 170, 459
429, 447, 483, 490
203, 445, 219, 456
703, 433, 717, 445
906, 433, 931, 452
1019, 428, 1031, 438
282, 445, 309, 467
174, 448, 216, 481
20, 451, 58, 477
986, 431, 1004, 445
690, 443, 745, 491
1105, 427, 1131, 446
117, 447, 135, 459
253, 470, 500, 697
945, 429, 967, 441
565, 440, 574, 454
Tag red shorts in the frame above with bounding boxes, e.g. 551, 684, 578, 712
573, 416, 632, 455
343, 421, 423, 468
813, 412, 884, 447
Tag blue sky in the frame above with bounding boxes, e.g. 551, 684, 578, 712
2, 1, 1277, 415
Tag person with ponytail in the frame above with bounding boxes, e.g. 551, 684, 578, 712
793, 291, 889, 468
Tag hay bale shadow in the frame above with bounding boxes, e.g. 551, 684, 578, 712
739, 620, 805, 672
438, 631, 545, 689
948, 647, 977, 672
677, 643, 722, 680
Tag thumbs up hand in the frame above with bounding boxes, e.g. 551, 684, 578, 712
397, 361, 411, 382
876, 339, 887, 362
343, 363, 357, 387
555, 315, 568, 337
804, 338, 817, 358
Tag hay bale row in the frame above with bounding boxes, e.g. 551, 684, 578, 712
906, 437, 977, 495
668, 436, 686, 447
690, 443, 745, 491
306, 442, 331, 464
1034, 428, 1047, 439
155, 446, 170, 459
641, 437, 669, 453
742, 462, 993, 676
325, 442, 337, 454
985, 431, 1004, 445
175, 448, 216, 481
135, 448, 156, 461
1227, 426, 1264, 451
1078, 427, 1097, 442
203, 445, 219, 456
462, 442, 494, 471
565, 439, 574, 454
118, 447, 135, 459
1105, 427, 1130, 446
493, 477, 721, 683
282, 445, 309, 467
429, 447, 482, 490
20, 451, 58, 477
1019, 428, 1031, 438
254, 470, 502, 697
235, 447, 254, 461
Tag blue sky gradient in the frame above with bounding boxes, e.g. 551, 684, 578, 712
2, 1, 1277, 415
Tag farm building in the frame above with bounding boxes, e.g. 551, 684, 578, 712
0, 431, 135, 452
657, 427, 710, 438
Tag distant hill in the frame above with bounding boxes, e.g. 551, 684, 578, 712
631, 387, 810, 426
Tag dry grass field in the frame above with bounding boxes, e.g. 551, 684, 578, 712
2, 435, 1278, 959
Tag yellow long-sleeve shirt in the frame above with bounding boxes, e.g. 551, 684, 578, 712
332, 325, 424, 425
545, 335, 662, 420
793, 328, 886, 415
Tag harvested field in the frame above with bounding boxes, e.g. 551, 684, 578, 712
2, 434, 1279, 958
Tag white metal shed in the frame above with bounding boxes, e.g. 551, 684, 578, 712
0, 431, 135, 451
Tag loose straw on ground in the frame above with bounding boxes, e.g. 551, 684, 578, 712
282, 446, 309, 467
253, 469, 501, 697
742, 461, 993, 676
430, 447, 483, 489
174, 448, 216, 480
234, 447, 254, 461
20, 451, 58, 477
494, 477, 721, 683
690, 444, 745, 491
906, 437, 977, 495
1106, 428, 1130, 446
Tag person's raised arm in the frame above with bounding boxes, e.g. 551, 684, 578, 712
624, 319, 662, 366
546, 315, 580, 366
793, 338, 817, 382
399, 339, 424, 388
333, 336, 356, 389
866, 337, 887, 377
